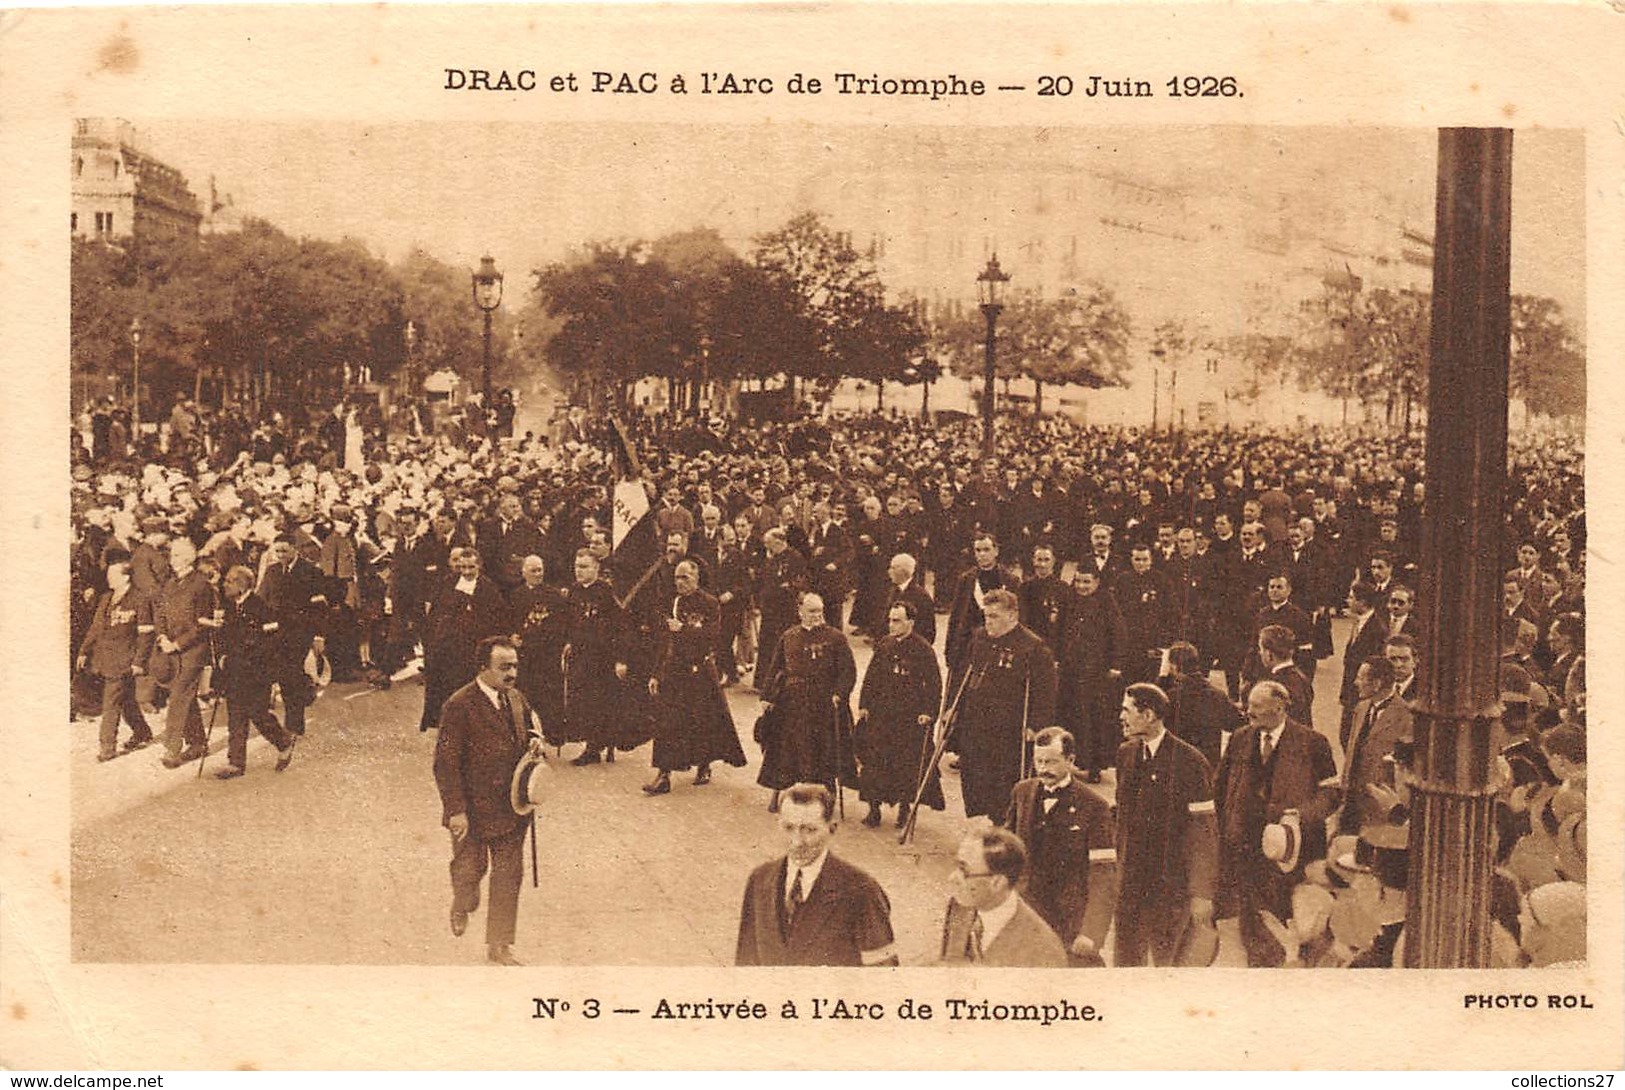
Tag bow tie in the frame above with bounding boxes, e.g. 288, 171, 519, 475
1041, 785, 1065, 798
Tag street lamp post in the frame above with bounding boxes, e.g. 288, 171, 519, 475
404, 320, 418, 398
129, 317, 143, 440
471, 254, 504, 434
975, 255, 1010, 460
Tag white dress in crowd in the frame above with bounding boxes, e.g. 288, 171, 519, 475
343, 408, 364, 472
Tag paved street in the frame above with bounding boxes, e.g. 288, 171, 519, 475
71, 613, 1354, 967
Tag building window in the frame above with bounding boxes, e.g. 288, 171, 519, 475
74, 157, 83, 178
70, 212, 77, 233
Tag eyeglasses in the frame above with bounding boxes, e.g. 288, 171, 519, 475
953, 864, 996, 880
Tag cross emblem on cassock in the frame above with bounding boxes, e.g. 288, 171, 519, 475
808, 643, 824, 661
996, 647, 1017, 670
581, 604, 599, 620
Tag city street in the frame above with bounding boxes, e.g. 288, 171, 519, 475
70, 611, 1354, 968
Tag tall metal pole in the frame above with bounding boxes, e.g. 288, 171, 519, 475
481, 308, 494, 432
1404, 127, 1513, 968
129, 318, 143, 441
980, 303, 999, 460
1151, 366, 1159, 432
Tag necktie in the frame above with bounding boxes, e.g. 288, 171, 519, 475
499, 689, 515, 739
316, 654, 328, 678
967, 911, 986, 962
787, 869, 805, 925
1261, 732, 1276, 763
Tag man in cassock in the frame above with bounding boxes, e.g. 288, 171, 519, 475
1055, 569, 1126, 782
855, 600, 944, 830
944, 533, 1020, 677
643, 560, 747, 795
561, 549, 633, 764
757, 593, 857, 810
422, 547, 511, 733
753, 527, 807, 691
950, 588, 1058, 819
1016, 543, 1068, 652
509, 555, 568, 745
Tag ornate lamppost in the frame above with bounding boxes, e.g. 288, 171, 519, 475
471, 255, 504, 432
975, 255, 1010, 460
129, 317, 143, 438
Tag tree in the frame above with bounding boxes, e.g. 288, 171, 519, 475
752, 212, 884, 391
932, 285, 1133, 416
1510, 295, 1584, 421
535, 242, 695, 410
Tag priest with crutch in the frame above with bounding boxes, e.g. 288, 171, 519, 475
949, 588, 1058, 820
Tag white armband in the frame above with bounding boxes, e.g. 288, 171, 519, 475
860, 944, 898, 966
1318, 775, 1343, 789
1088, 848, 1118, 863
1187, 799, 1216, 815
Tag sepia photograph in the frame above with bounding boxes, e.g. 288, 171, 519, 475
63, 119, 1586, 970
3, 2, 1620, 1073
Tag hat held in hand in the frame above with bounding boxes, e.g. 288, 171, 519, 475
1261, 810, 1302, 874
510, 751, 551, 817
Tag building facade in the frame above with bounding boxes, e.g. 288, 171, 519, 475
71, 118, 202, 244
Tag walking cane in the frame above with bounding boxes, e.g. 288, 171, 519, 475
197, 593, 224, 780
831, 697, 846, 821
899, 663, 975, 846
1019, 673, 1033, 781
196, 679, 223, 779
558, 644, 571, 758
529, 812, 539, 888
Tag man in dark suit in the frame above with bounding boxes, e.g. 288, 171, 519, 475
1255, 624, 1316, 730
478, 492, 548, 597
1214, 679, 1340, 967
153, 538, 217, 768
257, 535, 328, 739
736, 783, 897, 966
1003, 727, 1118, 964
77, 560, 157, 762
1161, 641, 1240, 771
1339, 582, 1390, 750
1242, 572, 1317, 687
1113, 682, 1218, 967
433, 636, 545, 966
939, 826, 1067, 967
807, 501, 853, 630
1081, 523, 1123, 593
211, 565, 297, 779
882, 553, 937, 648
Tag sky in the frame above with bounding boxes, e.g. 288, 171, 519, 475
134, 119, 1587, 331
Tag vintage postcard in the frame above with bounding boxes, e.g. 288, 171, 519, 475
1, 1, 1620, 1072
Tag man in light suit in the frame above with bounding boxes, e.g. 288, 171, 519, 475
1004, 728, 1118, 964
940, 826, 1067, 966
736, 783, 897, 966
1214, 679, 1340, 967
433, 636, 544, 966
1338, 657, 1412, 835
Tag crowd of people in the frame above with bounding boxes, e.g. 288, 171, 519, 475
69, 395, 1587, 968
